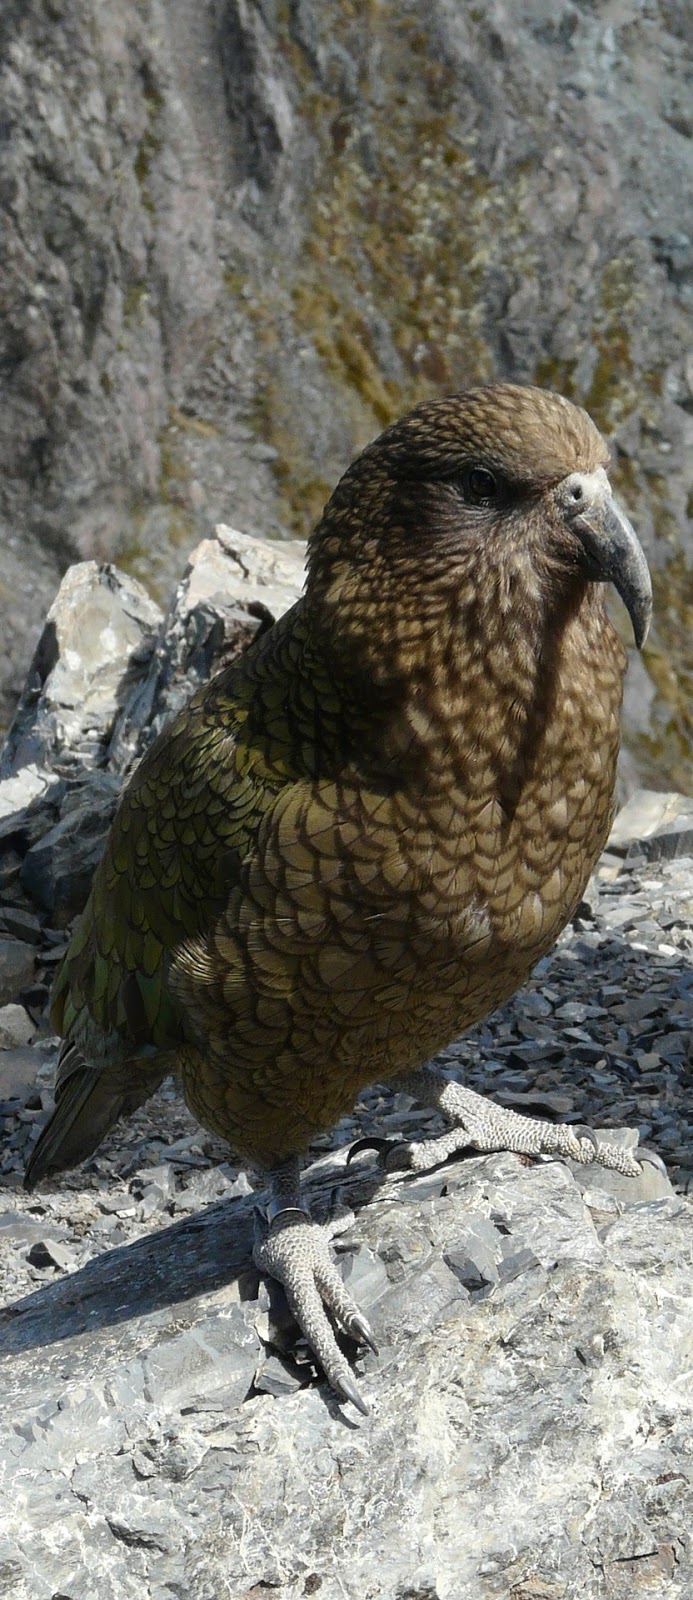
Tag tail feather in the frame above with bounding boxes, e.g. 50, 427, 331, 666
24, 1042, 167, 1190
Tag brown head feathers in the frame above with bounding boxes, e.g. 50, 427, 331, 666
370, 384, 609, 485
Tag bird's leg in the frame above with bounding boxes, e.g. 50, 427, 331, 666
253, 1156, 377, 1414
355, 1066, 664, 1179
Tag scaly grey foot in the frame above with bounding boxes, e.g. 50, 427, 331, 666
353, 1069, 667, 1180
253, 1160, 377, 1414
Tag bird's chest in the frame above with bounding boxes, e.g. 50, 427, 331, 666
353, 660, 621, 1011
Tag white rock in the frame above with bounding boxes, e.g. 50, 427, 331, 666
0, 1004, 35, 1049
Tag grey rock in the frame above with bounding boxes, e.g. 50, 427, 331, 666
609, 789, 693, 862
0, 909, 42, 945
0, 1043, 55, 1105
0, 1213, 64, 1248
19, 777, 120, 926
1, 1151, 690, 1599
634, 829, 693, 864
495, 1088, 575, 1117
1, 563, 162, 779
326, 1242, 391, 1353
0, 940, 35, 1005
444, 1215, 503, 1291
25, 1239, 77, 1272
141, 1309, 258, 1409
108, 525, 304, 773
496, 1244, 541, 1285
0, 529, 303, 934
0, 770, 65, 864
254, 1355, 305, 1397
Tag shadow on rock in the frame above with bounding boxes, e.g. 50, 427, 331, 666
0, 1192, 258, 1355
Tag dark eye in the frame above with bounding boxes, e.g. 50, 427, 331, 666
461, 465, 500, 504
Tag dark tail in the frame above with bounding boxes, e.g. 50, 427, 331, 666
24, 1042, 167, 1190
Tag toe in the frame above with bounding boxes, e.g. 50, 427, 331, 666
570, 1125, 600, 1156
254, 1216, 373, 1412
333, 1368, 370, 1417
347, 1135, 403, 1168
347, 1310, 379, 1356
312, 1252, 379, 1353
636, 1148, 669, 1178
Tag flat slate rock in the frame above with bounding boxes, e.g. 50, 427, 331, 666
0, 1152, 690, 1600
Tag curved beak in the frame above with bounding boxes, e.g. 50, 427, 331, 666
557, 466, 653, 648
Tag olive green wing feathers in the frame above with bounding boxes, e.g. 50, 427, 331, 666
51, 659, 293, 1060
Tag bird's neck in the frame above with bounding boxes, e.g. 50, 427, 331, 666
304, 559, 622, 802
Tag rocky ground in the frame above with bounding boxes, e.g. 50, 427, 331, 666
0, 534, 691, 1599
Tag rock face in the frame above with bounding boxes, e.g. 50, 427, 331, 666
0, 535, 691, 1599
1, 1, 693, 786
0, 531, 304, 926
0, 1151, 690, 1600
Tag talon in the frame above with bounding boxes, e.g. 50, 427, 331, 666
348, 1310, 379, 1355
636, 1148, 669, 1178
571, 1125, 600, 1156
254, 1182, 378, 1410
347, 1136, 397, 1165
333, 1368, 370, 1416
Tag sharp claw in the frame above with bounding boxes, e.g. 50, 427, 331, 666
348, 1311, 379, 1356
574, 1130, 667, 1179
346, 1136, 396, 1165
255, 1203, 380, 1409
333, 1368, 370, 1416
571, 1125, 600, 1155
636, 1148, 668, 1177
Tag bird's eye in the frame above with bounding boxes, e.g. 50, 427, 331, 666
461, 465, 500, 504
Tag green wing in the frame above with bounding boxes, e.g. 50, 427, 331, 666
52, 606, 309, 1059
